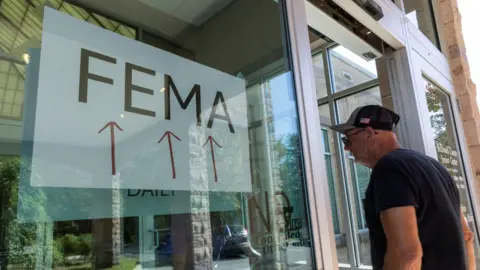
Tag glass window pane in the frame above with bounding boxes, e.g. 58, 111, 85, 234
6, 75, 17, 89
24, 13, 43, 39
14, 91, 23, 105
0, 61, 10, 73
32, 0, 44, 6
4, 90, 14, 103
71, 5, 91, 20
0, 0, 134, 121
3, 0, 25, 26
16, 79, 24, 91
13, 34, 26, 47
0, 60, 24, 120
46, 0, 62, 9
116, 25, 136, 39
424, 78, 480, 265
337, 87, 382, 123
2, 103, 12, 115
86, 16, 101, 27
14, 64, 26, 78
0, 0, 316, 269
330, 46, 378, 92
319, 104, 331, 125
0, 88, 5, 102
312, 52, 328, 99
0, 73, 7, 86
319, 104, 350, 265
93, 14, 119, 30
404, 0, 440, 49
60, 3, 83, 19
336, 86, 382, 267
12, 105, 22, 118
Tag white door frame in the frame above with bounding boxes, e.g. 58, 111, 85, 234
285, 0, 339, 269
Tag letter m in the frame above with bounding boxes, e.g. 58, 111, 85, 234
164, 74, 201, 126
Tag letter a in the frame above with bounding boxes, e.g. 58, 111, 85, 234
207, 91, 235, 133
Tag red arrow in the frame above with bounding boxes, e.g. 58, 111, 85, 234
203, 136, 222, 183
98, 121, 123, 175
158, 131, 182, 179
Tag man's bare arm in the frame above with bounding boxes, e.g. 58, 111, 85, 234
461, 211, 476, 270
380, 206, 423, 270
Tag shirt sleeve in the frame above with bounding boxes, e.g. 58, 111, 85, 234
372, 159, 418, 213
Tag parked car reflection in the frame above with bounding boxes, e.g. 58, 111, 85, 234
212, 225, 261, 260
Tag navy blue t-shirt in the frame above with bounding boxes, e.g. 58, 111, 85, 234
364, 149, 466, 270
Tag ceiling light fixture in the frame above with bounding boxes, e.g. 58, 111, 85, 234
23, 53, 30, 64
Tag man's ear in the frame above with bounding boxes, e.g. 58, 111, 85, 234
366, 127, 376, 138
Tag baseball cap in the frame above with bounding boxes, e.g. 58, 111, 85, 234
330, 105, 400, 134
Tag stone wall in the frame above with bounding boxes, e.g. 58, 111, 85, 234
436, 0, 480, 198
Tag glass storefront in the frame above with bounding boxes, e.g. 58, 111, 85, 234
424, 77, 480, 266
1, 0, 480, 269
0, 0, 316, 269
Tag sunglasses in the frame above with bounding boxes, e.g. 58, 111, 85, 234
341, 128, 367, 145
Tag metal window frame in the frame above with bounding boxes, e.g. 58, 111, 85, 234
325, 45, 360, 269
317, 42, 380, 269
321, 127, 343, 235
285, 0, 338, 268
318, 79, 380, 106
349, 157, 367, 230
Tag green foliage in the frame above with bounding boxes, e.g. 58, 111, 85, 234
52, 239, 65, 268
0, 157, 20, 221
426, 83, 443, 113
57, 234, 92, 257
275, 133, 302, 188
274, 133, 304, 219
425, 84, 449, 147
0, 157, 51, 269
77, 234, 93, 257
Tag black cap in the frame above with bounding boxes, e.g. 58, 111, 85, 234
330, 105, 400, 134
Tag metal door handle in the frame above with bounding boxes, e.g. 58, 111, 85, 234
149, 229, 160, 249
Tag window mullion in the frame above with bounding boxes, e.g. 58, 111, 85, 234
325, 45, 359, 267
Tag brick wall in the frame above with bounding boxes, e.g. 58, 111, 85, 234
436, 0, 480, 198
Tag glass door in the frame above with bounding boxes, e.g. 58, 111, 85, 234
411, 49, 480, 267
422, 78, 480, 265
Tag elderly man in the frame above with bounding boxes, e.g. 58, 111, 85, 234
330, 105, 475, 270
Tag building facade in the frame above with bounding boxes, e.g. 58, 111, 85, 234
0, 0, 478, 269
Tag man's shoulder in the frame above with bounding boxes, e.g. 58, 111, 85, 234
374, 149, 412, 168
377, 149, 433, 166
372, 149, 431, 178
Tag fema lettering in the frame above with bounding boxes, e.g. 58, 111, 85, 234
78, 48, 235, 134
